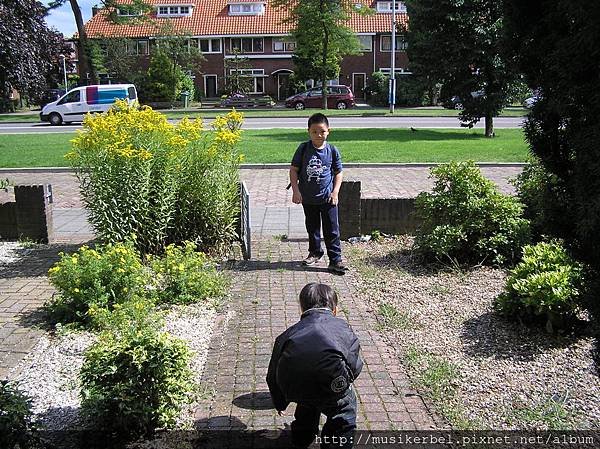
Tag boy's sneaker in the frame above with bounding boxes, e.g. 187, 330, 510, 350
328, 261, 349, 274
302, 253, 323, 265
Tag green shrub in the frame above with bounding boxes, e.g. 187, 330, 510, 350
80, 307, 193, 438
513, 156, 572, 241
47, 241, 149, 326
414, 161, 531, 266
68, 101, 243, 255
149, 242, 227, 305
0, 380, 37, 449
494, 241, 584, 332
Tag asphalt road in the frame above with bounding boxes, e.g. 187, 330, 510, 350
0, 116, 525, 134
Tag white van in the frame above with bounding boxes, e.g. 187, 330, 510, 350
40, 84, 137, 125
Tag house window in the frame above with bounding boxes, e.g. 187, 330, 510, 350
229, 3, 265, 15
117, 7, 141, 16
137, 40, 149, 55
273, 38, 296, 52
381, 35, 408, 51
199, 38, 222, 53
376, 1, 407, 13
157, 5, 193, 16
358, 35, 372, 52
230, 69, 265, 93
230, 38, 264, 53
379, 67, 412, 76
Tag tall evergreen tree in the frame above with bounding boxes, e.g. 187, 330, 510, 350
504, 0, 600, 272
273, 0, 365, 109
405, 0, 516, 137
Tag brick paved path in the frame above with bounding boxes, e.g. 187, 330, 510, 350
193, 236, 445, 447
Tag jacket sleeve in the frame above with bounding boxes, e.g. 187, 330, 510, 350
266, 334, 290, 412
346, 329, 363, 380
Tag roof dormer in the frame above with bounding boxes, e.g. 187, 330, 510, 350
376, 1, 407, 13
156, 4, 194, 17
228, 0, 266, 16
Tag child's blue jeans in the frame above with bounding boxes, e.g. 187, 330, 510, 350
290, 387, 357, 449
302, 202, 342, 264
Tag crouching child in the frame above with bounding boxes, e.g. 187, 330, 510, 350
266, 283, 363, 448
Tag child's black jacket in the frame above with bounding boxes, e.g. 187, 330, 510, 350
266, 308, 362, 411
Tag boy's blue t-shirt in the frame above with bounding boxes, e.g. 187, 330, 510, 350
291, 141, 343, 205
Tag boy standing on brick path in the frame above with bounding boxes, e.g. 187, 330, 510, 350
289, 113, 348, 274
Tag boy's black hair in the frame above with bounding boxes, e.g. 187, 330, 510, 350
299, 283, 338, 312
308, 112, 329, 128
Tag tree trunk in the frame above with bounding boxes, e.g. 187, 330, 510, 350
321, 0, 328, 110
69, 0, 97, 85
485, 113, 494, 137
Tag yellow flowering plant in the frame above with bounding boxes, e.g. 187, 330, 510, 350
46, 241, 150, 327
68, 101, 243, 255
148, 241, 228, 305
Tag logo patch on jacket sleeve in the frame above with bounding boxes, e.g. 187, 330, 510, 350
330, 375, 348, 393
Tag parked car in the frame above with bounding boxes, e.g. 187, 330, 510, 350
523, 95, 539, 108
40, 84, 137, 125
285, 85, 355, 110
442, 90, 485, 110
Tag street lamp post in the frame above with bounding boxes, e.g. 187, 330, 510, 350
59, 54, 68, 91
389, 0, 396, 113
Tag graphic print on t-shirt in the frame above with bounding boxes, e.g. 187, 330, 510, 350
306, 155, 324, 182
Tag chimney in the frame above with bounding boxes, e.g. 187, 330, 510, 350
92, 5, 99, 16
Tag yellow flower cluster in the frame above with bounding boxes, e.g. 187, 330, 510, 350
211, 110, 243, 147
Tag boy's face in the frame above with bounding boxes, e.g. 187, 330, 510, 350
308, 123, 330, 148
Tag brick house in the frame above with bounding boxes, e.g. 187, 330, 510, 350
84, 0, 410, 101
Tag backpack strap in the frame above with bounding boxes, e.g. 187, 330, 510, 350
286, 141, 310, 190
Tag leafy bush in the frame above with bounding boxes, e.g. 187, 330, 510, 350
513, 156, 572, 241
494, 241, 584, 332
148, 242, 227, 305
365, 71, 389, 106
414, 161, 531, 266
0, 380, 37, 449
80, 305, 193, 438
68, 101, 243, 254
47, 241, 148, 326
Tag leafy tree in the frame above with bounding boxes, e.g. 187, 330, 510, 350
273, 0, 365, 109
89, 38, 139, 83
405, 0, 517, 137
223, 51, 253, 95
0, 0, 71, 110
504, 1, 600, 274
139, 50, 182, 102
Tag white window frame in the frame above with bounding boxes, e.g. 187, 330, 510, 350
137, 40, 149, 55
229, 3, 265, 16
230, 37, 264, 53
156, 5, 193, 17
380, 35, 408, 52
379, 67, 412, 76
229, 68, 265, 94
117, 7, 142, 17
376, 1, 407, 13
272, 38, 296, 53
199, 38, 222, 54
358, 35, 372, 52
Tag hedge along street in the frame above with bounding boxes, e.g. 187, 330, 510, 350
0, 128, 528, 168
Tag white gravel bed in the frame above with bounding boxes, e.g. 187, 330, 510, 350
0, 241, 27, 265
347, 236, 600, 430
9, 304, 217, 432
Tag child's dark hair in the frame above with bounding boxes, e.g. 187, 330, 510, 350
308, 113, 329, 128
299, 283, 338, 312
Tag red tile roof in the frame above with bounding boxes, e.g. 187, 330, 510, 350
84, 0, 408, 38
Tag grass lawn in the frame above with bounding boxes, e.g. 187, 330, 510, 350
0, 128, 528, 168
0, 106, 527, 123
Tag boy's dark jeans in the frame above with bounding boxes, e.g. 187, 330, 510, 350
291, 387, 357, 449
302, 202, 342, 264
